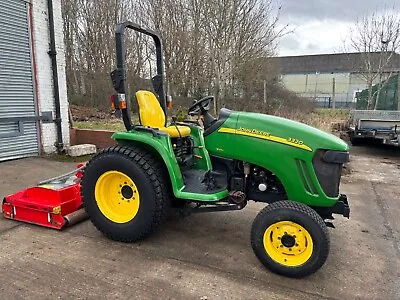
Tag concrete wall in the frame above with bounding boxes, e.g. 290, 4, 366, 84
32, 0, 69, 153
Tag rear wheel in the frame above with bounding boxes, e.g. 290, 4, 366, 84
81, 145, 170, 242
250, 201, 329, 277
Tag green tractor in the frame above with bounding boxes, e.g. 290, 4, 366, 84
81, 22, 350, 278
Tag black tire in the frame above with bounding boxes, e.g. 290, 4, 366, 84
250, 200, 329, 278
81, 145, 170, 242
350, 133, 361, 146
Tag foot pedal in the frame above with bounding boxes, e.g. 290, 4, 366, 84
201, 170, 218, 190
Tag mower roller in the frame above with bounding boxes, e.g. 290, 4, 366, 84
2, 164, 88, 230
80, 22, 350, 278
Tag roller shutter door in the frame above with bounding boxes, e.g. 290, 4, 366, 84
0, 0, 39, 161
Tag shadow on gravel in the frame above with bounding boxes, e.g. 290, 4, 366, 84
350, 142, 400, 162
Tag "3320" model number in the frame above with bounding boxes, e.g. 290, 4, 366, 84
287, 138, 304, 145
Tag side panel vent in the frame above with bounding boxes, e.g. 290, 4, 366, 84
296, 159, 318, 195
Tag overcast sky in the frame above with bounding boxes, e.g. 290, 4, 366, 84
277, 0, 399, 57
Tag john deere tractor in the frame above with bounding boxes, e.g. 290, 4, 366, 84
81, 22, 350, 278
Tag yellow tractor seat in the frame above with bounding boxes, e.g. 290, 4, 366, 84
135, 90, 191, 138
160, 125, 190, 137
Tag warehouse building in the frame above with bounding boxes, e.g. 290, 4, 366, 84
0, 0, 69, 161
272, 52, 400, 108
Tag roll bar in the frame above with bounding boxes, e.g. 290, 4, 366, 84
111, 22, 166, 130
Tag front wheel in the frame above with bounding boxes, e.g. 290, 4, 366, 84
250, 201, 329, 278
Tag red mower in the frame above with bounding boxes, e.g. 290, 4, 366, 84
2, 164, 88, 230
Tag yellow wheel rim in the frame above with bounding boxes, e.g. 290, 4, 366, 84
263, 221, 313, 267
95, 171, 140, 223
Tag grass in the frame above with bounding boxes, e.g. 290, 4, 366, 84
312, 108, 350, 119
74, 120, 126, 131
274, 108, 349, 133
73, 115, 140, 132
307, 109, 350, 133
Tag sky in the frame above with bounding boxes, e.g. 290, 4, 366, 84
277, 0, 399, 57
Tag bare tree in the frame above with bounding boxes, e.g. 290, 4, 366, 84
62, 0, 291, 114
347, 8, 400, 109
62, 0, 147, 108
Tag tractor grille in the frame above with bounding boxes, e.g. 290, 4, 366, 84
312, 150, 342, 198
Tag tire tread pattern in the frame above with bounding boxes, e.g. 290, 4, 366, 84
81, 145, 170, 242
250, 200, 330, 277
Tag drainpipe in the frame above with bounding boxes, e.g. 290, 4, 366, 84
47, 0, 63, 152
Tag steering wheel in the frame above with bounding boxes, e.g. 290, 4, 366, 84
188, 96, 214, 116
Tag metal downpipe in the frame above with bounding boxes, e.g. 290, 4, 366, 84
47, 0, 64, 152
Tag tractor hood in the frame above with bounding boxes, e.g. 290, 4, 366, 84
233, 112, 349, 153
206, 110, 349, 157
204, 110, 349, 207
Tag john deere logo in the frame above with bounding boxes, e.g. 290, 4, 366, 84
218, 127, 312, 152
238, 127, 271, 137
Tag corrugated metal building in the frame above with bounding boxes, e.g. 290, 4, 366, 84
271, 53, 400, 108
0, 0, 69, 162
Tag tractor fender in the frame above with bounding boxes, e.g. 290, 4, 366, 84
112, 132, 185, 195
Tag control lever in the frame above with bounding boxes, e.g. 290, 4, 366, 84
171, 115, 182, 138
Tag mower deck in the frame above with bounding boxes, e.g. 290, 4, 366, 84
2, 165, 87, 230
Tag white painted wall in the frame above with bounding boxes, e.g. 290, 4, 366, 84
32, 0, 69, 153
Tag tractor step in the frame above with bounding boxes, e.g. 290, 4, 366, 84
181, 169, 227, 194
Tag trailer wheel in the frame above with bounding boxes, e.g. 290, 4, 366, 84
250, 201, 329, 278
81, 145, 170, 242
350, 133, 361, 146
